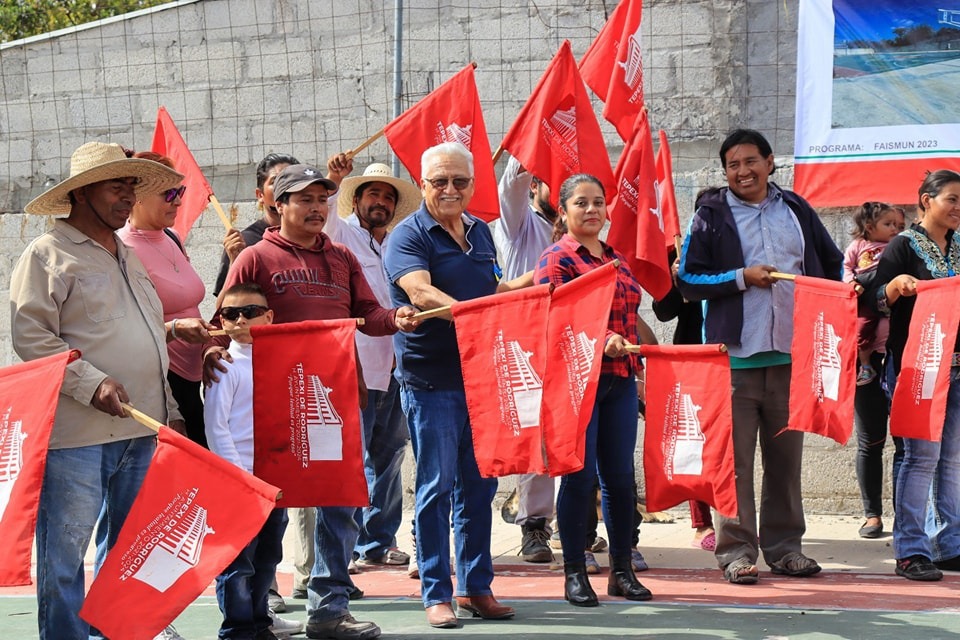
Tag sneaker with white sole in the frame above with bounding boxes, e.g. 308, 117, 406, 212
584, 550, 601, 574
356, 547, 410, 566
269, 610, 305, 636
153, 625, 186, 640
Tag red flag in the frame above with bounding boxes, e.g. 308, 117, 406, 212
539, 262, 618, 475
0, 350, 75, 586
500, 41, 615, 210
606, 110, 672, 300
151, 106, 215, 241
655, 129, 681, 247
642, 344, 737, 518
80, 427, 279, 640
383, 64, 498, 221
578, 0, 645, 141
451, 285, 552, 477
252, 320, 368, 507
890, 278, 960, 441
785, 276, 859, 444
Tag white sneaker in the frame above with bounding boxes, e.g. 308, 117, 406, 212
153, 625, 186, 640
269, 610, 304, 636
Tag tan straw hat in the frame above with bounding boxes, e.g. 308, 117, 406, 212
337, 163, 423, 219
24, 142, 185, 215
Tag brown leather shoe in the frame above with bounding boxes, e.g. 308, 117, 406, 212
425, 603, 460, 628
454, 595, 515, 620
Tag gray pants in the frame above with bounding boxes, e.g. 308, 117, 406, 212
715, 364, 807, 569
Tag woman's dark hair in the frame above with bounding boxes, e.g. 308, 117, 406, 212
256, 153, 299, 190
719, 128, 775, 175
850, 201, 895, 239
551, 173, 605, 241
918, 169, 960, 211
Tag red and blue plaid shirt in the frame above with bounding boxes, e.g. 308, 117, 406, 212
534, 234, 643, 377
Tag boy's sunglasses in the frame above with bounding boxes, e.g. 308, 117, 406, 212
220, 305, 269, 321
163, 185, 187, 203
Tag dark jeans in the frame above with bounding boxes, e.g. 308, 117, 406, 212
854, 351, 889, 518
168, 370, 206, 448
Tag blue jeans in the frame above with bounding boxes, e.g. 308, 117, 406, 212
216, 508, 288, 639
35, 436, 155, 640
893, 366, 960, 560
400, 385, 498, 607
354, 378, 409, 560
307, 506, 361, 623
557, 374, 639, 565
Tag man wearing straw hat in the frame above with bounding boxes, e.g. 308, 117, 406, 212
10, 141, 189, 640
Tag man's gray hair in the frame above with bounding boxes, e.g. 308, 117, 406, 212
420, 142, 474, 178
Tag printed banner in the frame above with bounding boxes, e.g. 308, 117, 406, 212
539, 262, 618, 476
252, 320, 368, 507
786, 275, 859, 444
383, 64, 499, 221
642, 344, 737, 518
80, 427, 279, 640
451, 284, 552, 477
794, 0, 960, 205
890, 278, 960, 441
0, 350, 75, 586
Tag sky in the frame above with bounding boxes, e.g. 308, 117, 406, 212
833, 0, 950, 44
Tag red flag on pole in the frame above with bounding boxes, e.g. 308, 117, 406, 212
252, 320, 368, 507
500, 40, 615, 210
151, 106, 215, 241
383, 64, 498, 221
80, 427, 279, 640
642, 344, 737, 518
606, 110, 672, 300
890, 278, 960, 441
538, 262, 618, 475
785, 276, 859, 444
655, 129, 681, 247
0, 350, 75, 586
578, 0, 645, 141
451, 285, 552, 477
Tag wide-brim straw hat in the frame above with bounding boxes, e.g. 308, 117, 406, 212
25, 142, 185, 215
336, 163, 423, 220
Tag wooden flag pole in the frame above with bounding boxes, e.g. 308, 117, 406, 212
208, 318, 365, 337
674, 235, 682, 259
346, 130, 385, 160
770, 271, 862, 294
624, 344, 728, 354
121, 403, 163, 433
411, 306, 452, 321
208, 194, 234, 232
492, 145, 504, 165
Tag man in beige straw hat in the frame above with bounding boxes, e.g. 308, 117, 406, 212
10, 141, 193, 640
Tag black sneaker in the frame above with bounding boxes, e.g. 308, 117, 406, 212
519, 517, 553, 562
306, 613, 381, 640
895, 555, 943, 581
934, 555, 960, 572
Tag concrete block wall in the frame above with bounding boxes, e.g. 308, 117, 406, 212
0, 0, 882, 515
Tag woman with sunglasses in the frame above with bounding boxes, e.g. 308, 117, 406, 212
118, 150, 214, 446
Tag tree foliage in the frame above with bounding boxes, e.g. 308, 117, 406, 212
0, 0, 171, 43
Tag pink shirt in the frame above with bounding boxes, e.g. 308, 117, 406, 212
118, 223, 206, 381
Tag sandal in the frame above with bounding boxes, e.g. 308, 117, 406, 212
692, 531, 716, 551
723, 557, 759, 584
769, 552, 821, 577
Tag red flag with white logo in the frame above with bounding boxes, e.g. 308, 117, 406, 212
0, 350, 75, 586
642, 344, 737, 518
578, 0, 645, 141
383, 64, 498, 221
451, 285, 552, 477
252, 320, 368, 507
151, 106, 215, 241
538, 262, 618, 476
500, 40, 615, 210
80, 427, 279, 640
890, 278, 960, 441
607, 110, 672, 300
655, 129, 681, 247
786, 276, 858, 444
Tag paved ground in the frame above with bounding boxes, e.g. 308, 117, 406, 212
3, 510, 959, 639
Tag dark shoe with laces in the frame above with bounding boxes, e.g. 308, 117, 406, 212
519, 517, 553, 562
306, 613, 381, 639
935, 555, 960, 572
896, 555, 943, 581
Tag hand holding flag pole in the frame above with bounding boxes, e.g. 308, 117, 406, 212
411, 306, 452, 321
770, 272, 863, 295
120, 403, 163, 433
208, 318, 365, 337
625, 344, 728, 354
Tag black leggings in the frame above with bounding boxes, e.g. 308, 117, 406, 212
854, 351, 888, 518
168, 370, 206, 448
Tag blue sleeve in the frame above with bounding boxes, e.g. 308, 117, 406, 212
383, 220, 430, 285
677, 210, 743, 301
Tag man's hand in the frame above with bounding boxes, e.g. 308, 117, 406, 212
92, 377, 129, 417
743, 264, 777, 288
168, 318, 215, 344
604, 333, 631, 359
168, 419, 188, 437
202, 346, 233, 387
222, 228, 245, 264
394, 305, 421, 333
326, 153, 354, 188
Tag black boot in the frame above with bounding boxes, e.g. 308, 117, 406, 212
607, 556, 652, 601
564, 562, 599, 607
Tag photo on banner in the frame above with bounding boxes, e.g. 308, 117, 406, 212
794, 0, 960, 205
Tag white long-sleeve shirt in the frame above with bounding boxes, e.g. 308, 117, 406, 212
204, 340, 254, 472
493, 155, 555, 279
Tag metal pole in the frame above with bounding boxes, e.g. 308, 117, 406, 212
392, 0, 403, 176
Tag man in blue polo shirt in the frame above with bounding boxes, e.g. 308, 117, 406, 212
384, 142, 528, 629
